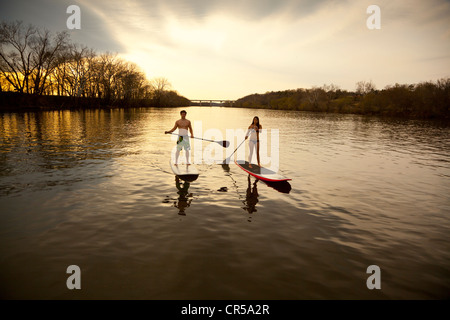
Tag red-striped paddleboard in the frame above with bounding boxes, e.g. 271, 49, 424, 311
235, 160, 291, 182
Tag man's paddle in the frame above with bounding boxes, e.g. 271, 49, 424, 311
166, 132, 230, 148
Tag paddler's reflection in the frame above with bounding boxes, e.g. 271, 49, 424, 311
242, 175, 259, 214
174, 176, 193, 215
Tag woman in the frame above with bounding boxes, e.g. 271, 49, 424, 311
245, 116, 262, 168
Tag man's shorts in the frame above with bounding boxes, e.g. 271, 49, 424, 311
176, 135, 191, 151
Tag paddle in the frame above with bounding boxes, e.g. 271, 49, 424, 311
221, 135, 248, 171
166, 132, 230, 148
221, 128, 257, 171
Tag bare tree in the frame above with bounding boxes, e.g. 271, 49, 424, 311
30, 29, 69, 95
151, 77, 172, 106
0, 21, 36, 93
306, 86, 326, 108
356, 80, 376, 95
117, 62, 148, 100
0, 21, 69, 95
322, 83, 341, 100
59, 44, 95, 97
95, 52, 122, 102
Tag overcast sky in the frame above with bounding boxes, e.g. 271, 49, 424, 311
1, 0, 449, 99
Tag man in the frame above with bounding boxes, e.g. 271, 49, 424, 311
165, 110, 194, 165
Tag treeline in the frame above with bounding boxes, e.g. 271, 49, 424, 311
0, 20, 190, 109
234, 79, 450, 119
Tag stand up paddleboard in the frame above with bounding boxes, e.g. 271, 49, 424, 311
235, 160, 291, 182
170, 161, 199, 182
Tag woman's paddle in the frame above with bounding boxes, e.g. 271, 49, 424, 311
221, 128, 256, 170
166, 132, 230, 148
221, 135, 248, 171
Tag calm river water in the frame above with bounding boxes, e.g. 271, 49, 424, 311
0, 106, 449, 299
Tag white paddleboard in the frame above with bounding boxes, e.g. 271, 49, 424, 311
235, 160, 291, 182
170, 160, 199, 182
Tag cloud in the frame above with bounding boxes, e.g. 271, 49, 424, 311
131, 0, 337, 21
79, 0, 450, 98
0, 0, 125, 52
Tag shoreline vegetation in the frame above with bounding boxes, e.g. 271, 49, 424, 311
233, 79, 450, 119
1, 21, 448, 119
2, 79, 449, 120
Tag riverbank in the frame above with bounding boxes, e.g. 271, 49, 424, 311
233, 79, 450, 119
2, 88, 449, 121
0, 92, 191, 112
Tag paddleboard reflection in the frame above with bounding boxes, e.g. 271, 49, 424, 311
174, 176, 193, 215
262, 180, 292, 194
242, 175, 259, 214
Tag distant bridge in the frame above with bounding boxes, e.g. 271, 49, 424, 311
190, 99, 236, 107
